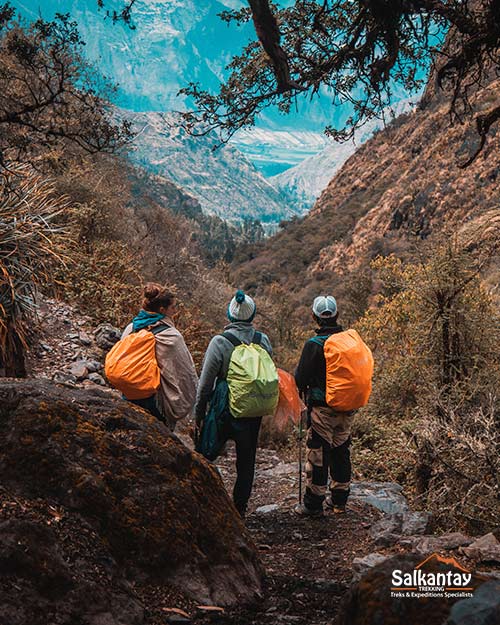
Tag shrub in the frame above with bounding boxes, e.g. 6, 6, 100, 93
0, 166, 67, 376
356, 233, 500, 533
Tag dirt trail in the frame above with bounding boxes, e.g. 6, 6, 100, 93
187, 445, 382, 625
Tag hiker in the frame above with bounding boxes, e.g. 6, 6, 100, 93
119, 283, 198, 430
294, 295, 373, 516
194, 290, 276, 517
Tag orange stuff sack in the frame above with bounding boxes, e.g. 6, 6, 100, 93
323, 330, 374, 411
274, 368, 304, 431
105, 329, 161, 400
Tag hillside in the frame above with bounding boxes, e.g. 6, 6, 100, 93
271, 100, 414, 212
231, 75, 500, 317
127, 112, 296, 226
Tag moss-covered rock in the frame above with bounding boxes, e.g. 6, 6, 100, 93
0, 379, 262, 623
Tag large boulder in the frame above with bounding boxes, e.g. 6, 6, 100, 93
0, 379, 262, 623
337, 554, 490, 625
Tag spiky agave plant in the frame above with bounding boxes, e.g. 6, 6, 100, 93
0, 166, 68, 377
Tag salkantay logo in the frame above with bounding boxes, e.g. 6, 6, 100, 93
391, 553, 474, 599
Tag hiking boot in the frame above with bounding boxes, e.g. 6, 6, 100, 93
294, 503, 324, 517
325, 495, 346, 514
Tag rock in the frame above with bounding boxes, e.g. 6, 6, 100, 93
68, 361, 89, 381
402, 532, 473, 554
352, 553, 390, 580
446, 580, 500, 625
0, 518, 144, 625
461, 533, 500, 563
370, 511, 430, 546
255, 504, 280, 514
337, 553, 488, 625
350, 481, 409, 514
0, 379, 262, 612
257, 462, 298, 478
313, 578, 342, 592
79, 331, 92, 346
166, 617, 191, 625
85, 360, 103, 373
88, 373, 106, 386
477, 570, 500, 580
52, 371, 77, 385
94, 323, 122, 350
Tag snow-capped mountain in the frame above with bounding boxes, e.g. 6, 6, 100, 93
14, 0, 252, 112
127, 112, 297, 225
272, 100, 416, 212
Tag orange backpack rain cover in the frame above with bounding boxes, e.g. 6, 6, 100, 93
274, 368, 304, 431
105, 330, 161, 400
324, 329, 374, 411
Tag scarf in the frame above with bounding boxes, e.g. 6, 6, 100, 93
131, 309, 165, 332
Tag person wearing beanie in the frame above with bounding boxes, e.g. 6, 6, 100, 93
294, 295, 354, 516
194, 290, 272, 517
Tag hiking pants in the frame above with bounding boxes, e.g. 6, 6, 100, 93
129, 395, 173, 430
303, 406, 354, 510
222, 415, 262, 516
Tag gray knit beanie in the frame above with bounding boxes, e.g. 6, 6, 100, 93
227, 290, 256, 322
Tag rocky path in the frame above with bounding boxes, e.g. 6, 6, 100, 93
214, 446, 381, 625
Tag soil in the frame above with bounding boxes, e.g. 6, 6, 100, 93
142, 442, 384, 625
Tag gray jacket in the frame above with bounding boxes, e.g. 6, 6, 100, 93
194, 321, 273, 421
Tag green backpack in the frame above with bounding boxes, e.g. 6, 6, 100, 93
223, 331, 279, 418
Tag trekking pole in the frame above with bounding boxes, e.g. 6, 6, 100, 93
298, 408, 303, 503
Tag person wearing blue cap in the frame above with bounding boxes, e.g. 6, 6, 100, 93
294, 295, 355, 517
194, 290, 273, 517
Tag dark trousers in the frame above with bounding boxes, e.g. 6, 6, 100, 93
304, 428, 352, 510
221, 415, 262, 515
129, 395, 166, 424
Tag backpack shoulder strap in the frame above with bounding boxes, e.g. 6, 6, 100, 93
309, 335, 328, 347
252, 330, 262, 346
221, 331, 242, 347
150, 323, 171, 336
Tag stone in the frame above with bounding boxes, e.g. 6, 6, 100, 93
446, 580, 500, 625
461, 533, 500, 563
402, 532, 473, 555
68, 361, 89, 381
370, 511, 431, 546
88, 373, 106, 386
0, 379, 262, 613
166, 617, 191, 625
352, 552, 390, 580
79, 332, 92, 346
0, 518, 144, 625
257, 462, 298, 478
94, 323, 122, 350
84, 360, 103, 373
337, 554, 489, 625
350, 481, 409, 514
52, 371, 77, 385
255, 504, 280, 514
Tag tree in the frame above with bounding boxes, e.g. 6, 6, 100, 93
99, 0, 499, 166
0, 6, 131, 172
